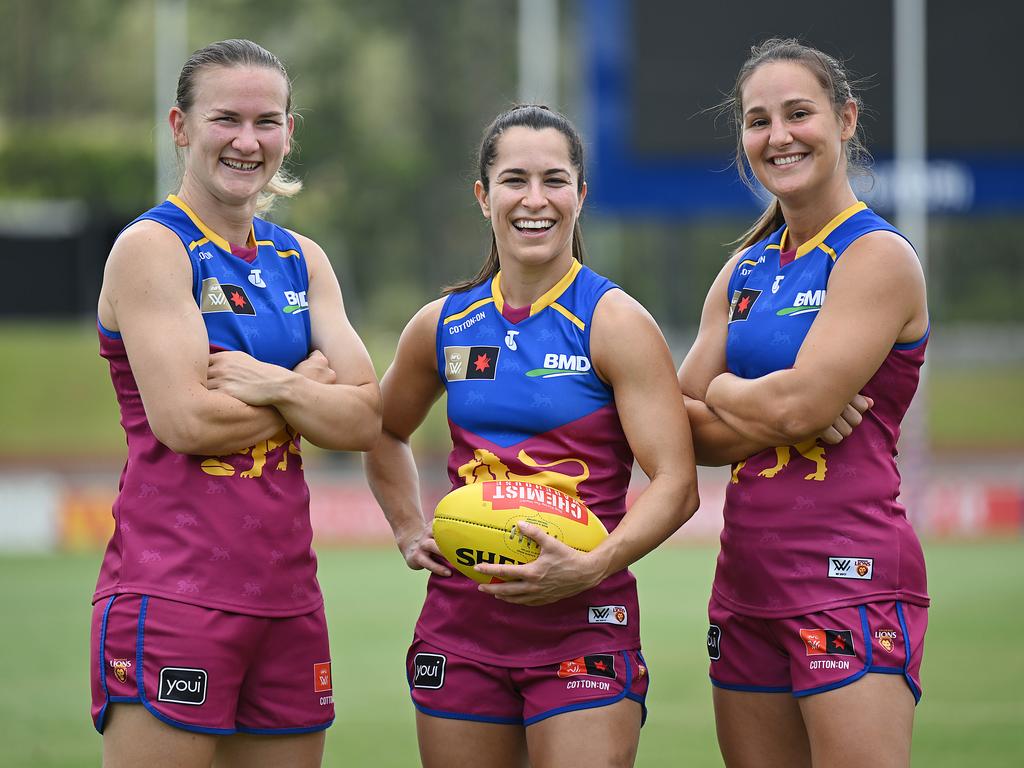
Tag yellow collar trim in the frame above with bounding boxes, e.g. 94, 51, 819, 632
167, 194, 256, 252
780, 201, 867, 260
492, 259, 583, 316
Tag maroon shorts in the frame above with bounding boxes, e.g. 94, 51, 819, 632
407, 636, 649, 726
707, 597, 927, 701
91, 594, 334, 735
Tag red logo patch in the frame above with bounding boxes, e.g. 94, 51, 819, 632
313, 661, 332, 692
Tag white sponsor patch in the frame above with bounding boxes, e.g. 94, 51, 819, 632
828, 557, 873, 580
588, 605, 628, 625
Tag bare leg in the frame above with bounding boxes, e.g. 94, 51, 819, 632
213, 730, 325, 768
103, 703, 217, 768
713, 688, 812, 768
415, 711, 528, 768
526, 699, 642, 768
799, 674, 915, 768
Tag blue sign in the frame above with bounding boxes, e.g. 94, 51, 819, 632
582, 0, 1024, 216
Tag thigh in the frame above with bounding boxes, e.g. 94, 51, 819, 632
214, 730, 325, 768
416, 711, 527, 768
236, 607, 334, 733
798, 673, 915, 768
103, 702, 217, 768
526, 698, 641, 768
712, 688, 811, 768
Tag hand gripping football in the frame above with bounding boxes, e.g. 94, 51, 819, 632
431, 480, 609, 583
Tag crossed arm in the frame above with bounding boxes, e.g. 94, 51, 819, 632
98, 221, 380, 456
678, 232, 927, 465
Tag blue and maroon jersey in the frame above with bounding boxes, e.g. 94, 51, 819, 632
716, 201, 930, 617
415, 260, 641, 666
94, 195, 322, 617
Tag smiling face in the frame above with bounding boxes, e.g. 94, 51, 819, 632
171, 64, 293, 207
474, 126, 586, 274
740, 60, 857, 204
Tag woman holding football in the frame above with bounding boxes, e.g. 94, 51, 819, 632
365, 104, 699, 767
677, 38, 930, 767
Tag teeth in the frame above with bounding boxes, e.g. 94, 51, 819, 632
514, 219, 554, 230
223, 159, 260, 171
773, 155, 805, 166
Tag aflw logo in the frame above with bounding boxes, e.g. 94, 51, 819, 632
526, 353, 592, 379
588, 605, 628, 625
828, 556, 873, 579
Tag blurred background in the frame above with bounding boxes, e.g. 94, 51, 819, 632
1, 0, 1021, 766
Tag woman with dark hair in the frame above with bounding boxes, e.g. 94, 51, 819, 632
678, 39, 930, 767
91, 39, 380, 767
365, 104, 699, 767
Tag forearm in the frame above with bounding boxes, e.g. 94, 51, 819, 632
363, 430, 431, 543
273, 375, 382, 451
706, 371, 830, 445
152, 389, 286, 455
587, 470, 699, 582
685, 397, 770, 465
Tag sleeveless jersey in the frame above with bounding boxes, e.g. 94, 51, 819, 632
415, 260, 640, 666
94, 195, 321, 617
716, 201, 930, 617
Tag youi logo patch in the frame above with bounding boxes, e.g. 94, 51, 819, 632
157, 667, 207, 705
412, 653, 446, 689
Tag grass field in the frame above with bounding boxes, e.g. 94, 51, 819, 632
1, 321, 1023, 457
1, 540, 1022, 767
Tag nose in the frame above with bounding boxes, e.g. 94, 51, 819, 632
521, 179, 547, 209
768, 119, 792, 148
232, 122, 260, 154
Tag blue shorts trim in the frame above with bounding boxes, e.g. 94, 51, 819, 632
412, 703, 522, 726
236, 720, 335, 735
710, 678, 792, 694
523, 651, 643, 727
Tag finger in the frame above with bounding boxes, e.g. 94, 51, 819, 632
475, 562, 533, 582
415, 553, 451, 577
841, 404, 862, 429
421, 537, 443, 557
850, 394, 871, 414
819, 426, 844, 444
514, 521, 568, 551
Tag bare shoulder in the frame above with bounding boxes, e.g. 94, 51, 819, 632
839, 229, 923, 282
594, 287, 660, 334
105, 219, 186, 277
403, 297, 447, 345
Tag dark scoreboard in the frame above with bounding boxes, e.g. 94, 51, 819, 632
582, 0, 1024, 216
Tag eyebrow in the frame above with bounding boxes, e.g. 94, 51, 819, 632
496, 167, 571, 177
209, 108, 286, 118
744, 98, 816, 117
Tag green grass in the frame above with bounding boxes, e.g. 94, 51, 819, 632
1, 320, 1022, 458
1, 541, 1021, 767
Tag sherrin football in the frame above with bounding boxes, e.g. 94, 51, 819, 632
432, 480, 609, 584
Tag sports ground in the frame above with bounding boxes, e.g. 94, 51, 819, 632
3, 539, 1022, 767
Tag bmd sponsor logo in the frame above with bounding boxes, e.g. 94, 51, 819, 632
282, 290, 308, 314
157, 667, 207, 705
412, 653, 446, 689
526, 353, 592, 378
777, 289, 826, 316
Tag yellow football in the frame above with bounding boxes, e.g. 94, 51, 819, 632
431, 480, 609, 583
